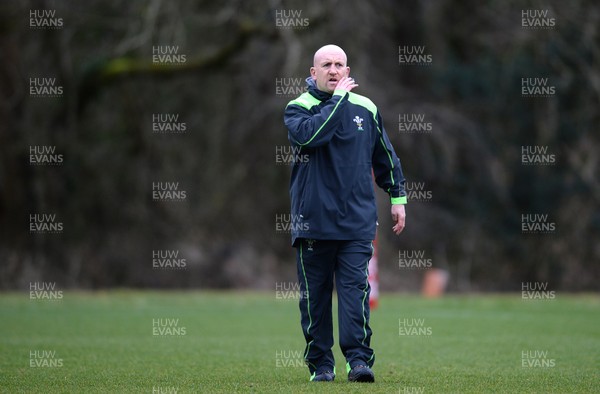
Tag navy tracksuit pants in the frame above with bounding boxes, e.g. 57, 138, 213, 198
296, 239, 375, 376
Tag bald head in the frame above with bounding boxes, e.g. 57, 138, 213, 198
313, 44, 347, 67
310, 44, 351, 93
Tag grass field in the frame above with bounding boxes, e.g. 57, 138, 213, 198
0, 291, 598, 393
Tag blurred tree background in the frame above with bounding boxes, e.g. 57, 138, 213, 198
0, 0, 598, 291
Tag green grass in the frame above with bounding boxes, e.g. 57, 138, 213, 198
0, 291, 598, 393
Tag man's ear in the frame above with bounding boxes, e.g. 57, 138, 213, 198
346, 66, 351, 76
310, 67, 316, 79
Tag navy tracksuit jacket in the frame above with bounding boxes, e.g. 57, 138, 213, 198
284, 77, 407, 378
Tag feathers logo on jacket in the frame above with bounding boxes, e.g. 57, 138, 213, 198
353, 116, 364, 131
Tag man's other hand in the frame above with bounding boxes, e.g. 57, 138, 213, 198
391, 204, 406, 235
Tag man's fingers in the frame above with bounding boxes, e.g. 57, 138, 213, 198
393, 222, 405, 235
336, 77, 358, 92
392, 223, 403, 235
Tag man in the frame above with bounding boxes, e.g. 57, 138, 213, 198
283, 44, 407, 383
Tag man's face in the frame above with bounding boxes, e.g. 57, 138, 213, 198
310, 50, 350, 94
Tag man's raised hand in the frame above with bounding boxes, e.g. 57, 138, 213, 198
335, 76, 358, 92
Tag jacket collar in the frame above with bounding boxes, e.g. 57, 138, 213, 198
305, 76, 333, 101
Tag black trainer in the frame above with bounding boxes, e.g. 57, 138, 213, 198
311, 370, 335, 382
348, 365, 375, 382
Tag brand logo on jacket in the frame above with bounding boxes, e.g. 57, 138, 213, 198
353, 116, 364, 131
